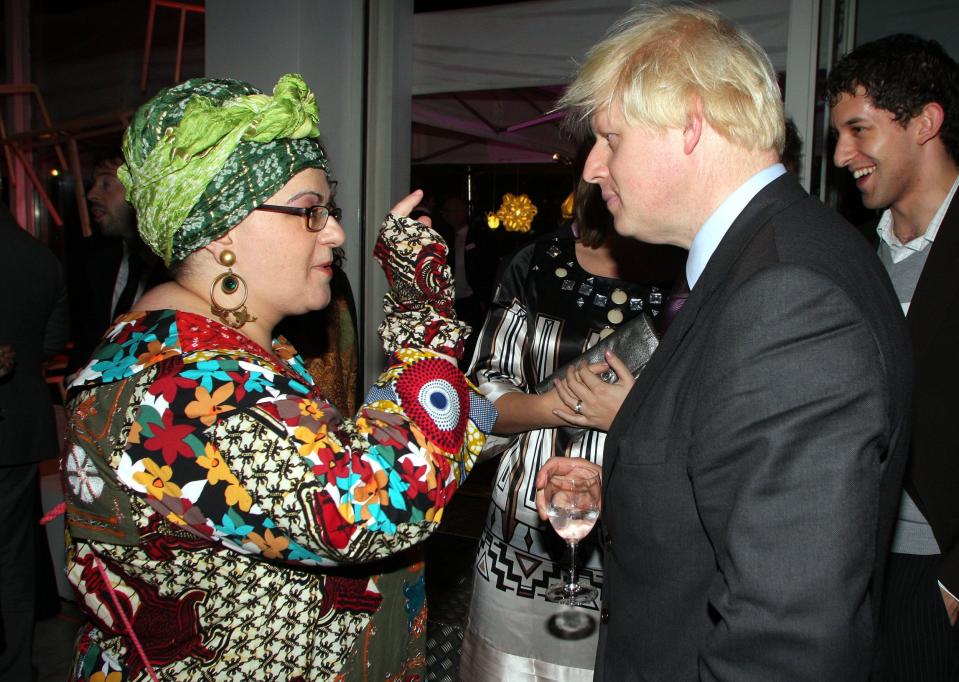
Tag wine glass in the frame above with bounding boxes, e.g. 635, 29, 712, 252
545, 466, 601, 605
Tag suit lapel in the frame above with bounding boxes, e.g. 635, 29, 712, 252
907, 194, 959, 352
604, 175, 807, 489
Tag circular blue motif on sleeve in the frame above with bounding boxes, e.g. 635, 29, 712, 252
418, 379, 460, 431
395, 356, 469, 452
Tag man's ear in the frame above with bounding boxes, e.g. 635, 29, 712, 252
683, 100, 704, 155
915, 102, 945, 147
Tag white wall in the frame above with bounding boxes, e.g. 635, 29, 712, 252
855, 0, 959, 56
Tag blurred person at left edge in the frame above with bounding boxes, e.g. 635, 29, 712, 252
0, 204, 69, 681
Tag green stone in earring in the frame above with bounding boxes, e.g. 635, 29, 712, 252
221, 274, 239, 294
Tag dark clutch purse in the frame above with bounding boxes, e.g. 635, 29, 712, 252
533, 312, 659, 394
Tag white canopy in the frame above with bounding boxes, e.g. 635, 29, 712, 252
411, 0, 791, 164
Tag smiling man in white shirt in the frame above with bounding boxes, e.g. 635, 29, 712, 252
829, 33, 959, 681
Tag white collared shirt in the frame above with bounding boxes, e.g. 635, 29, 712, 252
877, 174, 959, 266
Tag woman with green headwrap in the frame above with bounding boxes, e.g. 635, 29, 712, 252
61, 74, 496, 681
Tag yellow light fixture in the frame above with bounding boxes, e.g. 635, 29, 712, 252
495, 193, 537, 233
560, 192, 574, 220
486, 211, 501, 229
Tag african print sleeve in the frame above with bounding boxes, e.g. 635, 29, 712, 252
111, 317, 496, 566
374, 213, 469, 360
469, 244, 536, 405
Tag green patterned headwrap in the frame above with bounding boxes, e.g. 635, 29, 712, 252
118, 74, 330, 265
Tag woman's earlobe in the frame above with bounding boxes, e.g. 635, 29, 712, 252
203, 232, 236, 264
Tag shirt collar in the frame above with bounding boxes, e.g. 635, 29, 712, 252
686, 164, 787, 288
877, 173, 959, 263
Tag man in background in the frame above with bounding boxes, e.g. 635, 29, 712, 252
435, 195, 495, 369
829, 33, 959, 680
68, 153, 164, 374
0, 205, 69, 681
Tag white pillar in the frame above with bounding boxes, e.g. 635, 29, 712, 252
784, 0, 821, 191
363, 1, 413, 384
206, 0, 414, 386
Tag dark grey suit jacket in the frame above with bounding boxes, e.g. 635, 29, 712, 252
0, 208, 69, 466
597, 174, 912, 681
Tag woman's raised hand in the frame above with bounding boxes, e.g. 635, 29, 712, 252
389, 190, 432, 228
374, 189, 465, 359
375, 189, 449, 294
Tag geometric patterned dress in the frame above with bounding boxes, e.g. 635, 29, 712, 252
461, 233, 665, 679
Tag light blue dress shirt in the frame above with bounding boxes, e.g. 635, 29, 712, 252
686, 164, 787, 288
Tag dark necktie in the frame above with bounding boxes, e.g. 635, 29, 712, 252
656, 275, 690, 335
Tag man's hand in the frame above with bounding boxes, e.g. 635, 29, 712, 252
0, 343, 15, 379
942, 586, 959, 626
534, 456, 602, 520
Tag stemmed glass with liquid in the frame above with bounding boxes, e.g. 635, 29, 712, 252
545, 466, 601, 605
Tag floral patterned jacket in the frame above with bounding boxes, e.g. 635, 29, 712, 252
63, 308, 495, 681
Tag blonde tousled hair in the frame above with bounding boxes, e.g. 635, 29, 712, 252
560, 4, 785, 154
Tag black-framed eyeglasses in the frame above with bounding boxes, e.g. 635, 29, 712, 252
255, 203, 343, 232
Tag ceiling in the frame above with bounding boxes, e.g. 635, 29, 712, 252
412, 85, 569, 165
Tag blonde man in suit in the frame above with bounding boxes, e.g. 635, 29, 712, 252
537, 5, 913, 680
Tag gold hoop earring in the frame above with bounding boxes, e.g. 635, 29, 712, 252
209, 250, 256, 329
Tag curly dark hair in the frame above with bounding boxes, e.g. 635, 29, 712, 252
826, 34, 959, 164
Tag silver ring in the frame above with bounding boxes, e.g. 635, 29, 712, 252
574, 400, 583, 414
